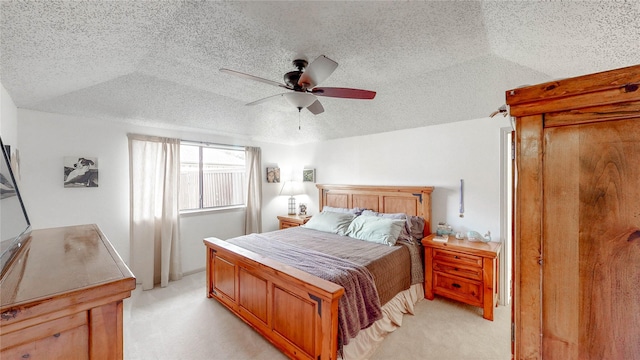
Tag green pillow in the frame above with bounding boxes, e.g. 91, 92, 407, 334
302, 211, 355, 235
346, 215, 405, 246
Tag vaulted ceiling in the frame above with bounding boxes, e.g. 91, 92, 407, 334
2, 1, 639, 145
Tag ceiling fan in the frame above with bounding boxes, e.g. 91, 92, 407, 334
220, 55, 376, 115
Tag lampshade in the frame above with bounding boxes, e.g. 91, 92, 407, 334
279, 181, 303, 196
280, 181, 303, 215
284, 92, 316, 109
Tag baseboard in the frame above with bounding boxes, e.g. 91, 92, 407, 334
184, 267, 205, 276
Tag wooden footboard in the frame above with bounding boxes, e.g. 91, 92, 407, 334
204, 237, 345, 360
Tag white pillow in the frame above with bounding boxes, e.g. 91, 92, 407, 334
302, 211, 355, 235
346, 215, 405, 246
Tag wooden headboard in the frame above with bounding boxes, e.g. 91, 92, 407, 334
316, 184, 434, 235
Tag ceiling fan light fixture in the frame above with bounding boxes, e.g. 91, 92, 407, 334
284, 92, 316, 109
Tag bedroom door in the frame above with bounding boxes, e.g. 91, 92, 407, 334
507, 64, 640, 359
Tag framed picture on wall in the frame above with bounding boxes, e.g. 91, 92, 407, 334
266, 167, 280, 183
302, 168, 315, 183
64, 157, 99, 187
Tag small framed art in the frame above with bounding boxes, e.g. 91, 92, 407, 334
302, 168, 315, 183
64, 156, 99, 187
266, 167, 280, 183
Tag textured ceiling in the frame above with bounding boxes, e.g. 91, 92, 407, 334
1, 1, 639, 145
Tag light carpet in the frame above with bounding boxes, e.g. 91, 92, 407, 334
123, 271, 510, 360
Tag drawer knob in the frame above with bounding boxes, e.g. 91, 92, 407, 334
452, 283, 461, 288
454, 256, 460, 259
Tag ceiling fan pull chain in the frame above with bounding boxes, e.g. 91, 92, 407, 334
298, 107, 302, 130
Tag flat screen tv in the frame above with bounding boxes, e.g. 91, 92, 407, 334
0, 136, 31, 279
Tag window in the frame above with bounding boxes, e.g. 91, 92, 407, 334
179, 143, 246, 211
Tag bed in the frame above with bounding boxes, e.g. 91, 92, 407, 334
203, 184, 433, 359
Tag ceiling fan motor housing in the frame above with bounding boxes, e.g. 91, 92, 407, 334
284, 71, 302, 89
292, 59, 308, 70
284, 59, 309, 90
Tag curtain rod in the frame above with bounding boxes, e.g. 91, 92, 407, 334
180, 139, 246, 151
127, 133, 248, 150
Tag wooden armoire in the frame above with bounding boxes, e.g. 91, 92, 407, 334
506, 64, 640, 359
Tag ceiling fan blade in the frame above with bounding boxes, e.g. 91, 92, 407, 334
306, 100, 324, 115
311, 87, 376, 100
246, 93, 286, 106
298, 55, 338, 89
220, 68, 290, 89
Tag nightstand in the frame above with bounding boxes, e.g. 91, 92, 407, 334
422, 234, 501, 321
277, 214, 312, 229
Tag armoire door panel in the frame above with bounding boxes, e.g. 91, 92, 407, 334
514, 115, 545, 359
542, 119, 640, 359
542, 126, 581, 358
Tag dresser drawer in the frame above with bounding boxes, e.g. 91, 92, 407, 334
1, 312, 89, 359
433, 261, 483, 281
433, 248, 482, 268
433, 272, 482, 306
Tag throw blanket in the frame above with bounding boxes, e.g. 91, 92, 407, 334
228, 233, 383, 347
396, 238, 424, 285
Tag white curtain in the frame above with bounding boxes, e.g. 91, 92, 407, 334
245, 146, 262, 234
128, 134, 182, 290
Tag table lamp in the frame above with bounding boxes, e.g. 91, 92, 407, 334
279, 181, 301, 215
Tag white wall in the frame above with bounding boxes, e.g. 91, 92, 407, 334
1, 84, 19, 147
293, 116, 512, 242
17, 109, 292, 275
15, 106, 511, 279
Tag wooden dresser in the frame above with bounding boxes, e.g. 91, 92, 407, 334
507, 65, 640, 359
0, 224, 136, 359
277, 214, 311, 229
422, 234, 501, 321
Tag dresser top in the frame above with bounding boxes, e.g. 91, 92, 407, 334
1, 224, 135, 309
422, 234, 501, 258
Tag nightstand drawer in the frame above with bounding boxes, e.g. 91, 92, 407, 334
277, 215, 311, 229
433, 261, 483, 281
433, 272, 482, 306
280, 222, 299, 229
433, 248, 482, 268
